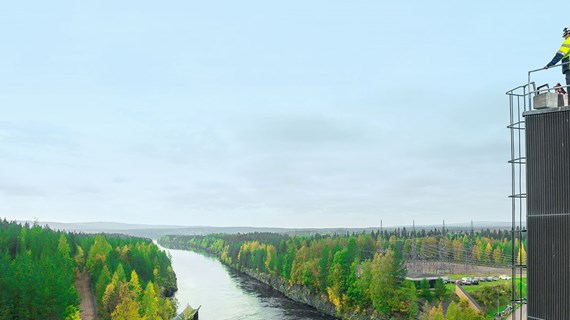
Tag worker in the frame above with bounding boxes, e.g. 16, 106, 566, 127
544, 27, 570, 92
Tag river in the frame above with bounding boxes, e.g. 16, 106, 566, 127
162, 246, 336, 320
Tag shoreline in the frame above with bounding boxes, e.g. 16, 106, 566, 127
162, 244, 384, 320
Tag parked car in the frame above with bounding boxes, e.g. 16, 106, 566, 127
499, 275, 512, 280
461, 277, 473, 285
486, 276, 498, 281
475, 277, 486, 282
471, 278, 479, 285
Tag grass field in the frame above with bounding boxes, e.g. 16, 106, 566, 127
444, 277, 526, 319
444, 279, 510, 292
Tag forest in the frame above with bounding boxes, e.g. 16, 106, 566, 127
160, 229, 525, 320
0, 219, 178, 320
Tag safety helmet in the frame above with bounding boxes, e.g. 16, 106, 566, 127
564, 27, 570, 37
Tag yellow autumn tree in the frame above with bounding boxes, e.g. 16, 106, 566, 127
141, 282, 159, 320
484, 243, 493, 262
428, 303, 445, 320
111, 282, 141, 320
101, 282, 118, 318
128, 271, 142, 302
493, 247, 503, 264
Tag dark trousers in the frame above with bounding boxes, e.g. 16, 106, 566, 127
566, 72, 570, 105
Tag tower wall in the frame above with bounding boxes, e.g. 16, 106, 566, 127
526, 108, 570, 320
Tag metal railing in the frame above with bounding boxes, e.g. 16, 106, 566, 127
527, 61, 570, 108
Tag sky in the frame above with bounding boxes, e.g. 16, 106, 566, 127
0, 1, 566, 228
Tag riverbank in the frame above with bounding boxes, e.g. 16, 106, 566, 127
161, 245, 335, 320
238, 264, 387, 320
170, 245, 383, 320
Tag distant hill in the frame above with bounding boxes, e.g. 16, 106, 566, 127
18, 220, 183, 232
11, 220, 521, 240
400, 221, 525, 229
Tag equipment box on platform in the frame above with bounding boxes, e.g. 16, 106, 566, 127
533, 92, 566, 109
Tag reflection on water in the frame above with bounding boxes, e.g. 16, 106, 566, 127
162, 247, 335, 320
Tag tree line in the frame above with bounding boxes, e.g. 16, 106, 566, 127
160, 230, 514, 319
0, 219, 178, 320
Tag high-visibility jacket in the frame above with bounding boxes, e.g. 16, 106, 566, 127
547, 36, 570, 74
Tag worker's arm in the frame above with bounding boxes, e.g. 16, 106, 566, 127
546, 39, 570, 68
546, 53, 564, 68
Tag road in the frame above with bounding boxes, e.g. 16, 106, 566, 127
75, 272, 97, 320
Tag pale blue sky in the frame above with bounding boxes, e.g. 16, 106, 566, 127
0, 1, 566, 227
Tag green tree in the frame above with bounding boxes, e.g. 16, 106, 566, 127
346, 259, 364, 306
328, 248, 351, 296
433, 278, 447, 301
457, 300, 485, 320
369, 251, 401, 316
420, 278, 433, 302
64, 305, 81, 320
281, 241, 296, 280
398, 280, 418, 318
318, 246, 330, 292
141, 282, 159, 320
445, 301, 459, 320
112, 264, 127, 285
96, 266, 112, 303
58, 234, 71, 260
87, 235, 112, 272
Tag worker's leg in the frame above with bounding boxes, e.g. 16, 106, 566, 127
566, 72, 570, 106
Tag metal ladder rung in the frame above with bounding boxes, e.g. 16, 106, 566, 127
507, 87, 529, 310
507, 121, 525, 129
508, 157, 526, 164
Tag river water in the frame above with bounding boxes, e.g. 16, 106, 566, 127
162, 246, 336, 320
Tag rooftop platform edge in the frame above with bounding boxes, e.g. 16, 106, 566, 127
523, 106, 570, 117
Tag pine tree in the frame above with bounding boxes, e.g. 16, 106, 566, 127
86, 235, 112, 272
128, 270, 142, 302
420, 278, 433, 302
58, 234, 71, 260
96, 267, 112, 303
398, 280, 418, 317
433, 278, 447, 301
141, 282, 159, 320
